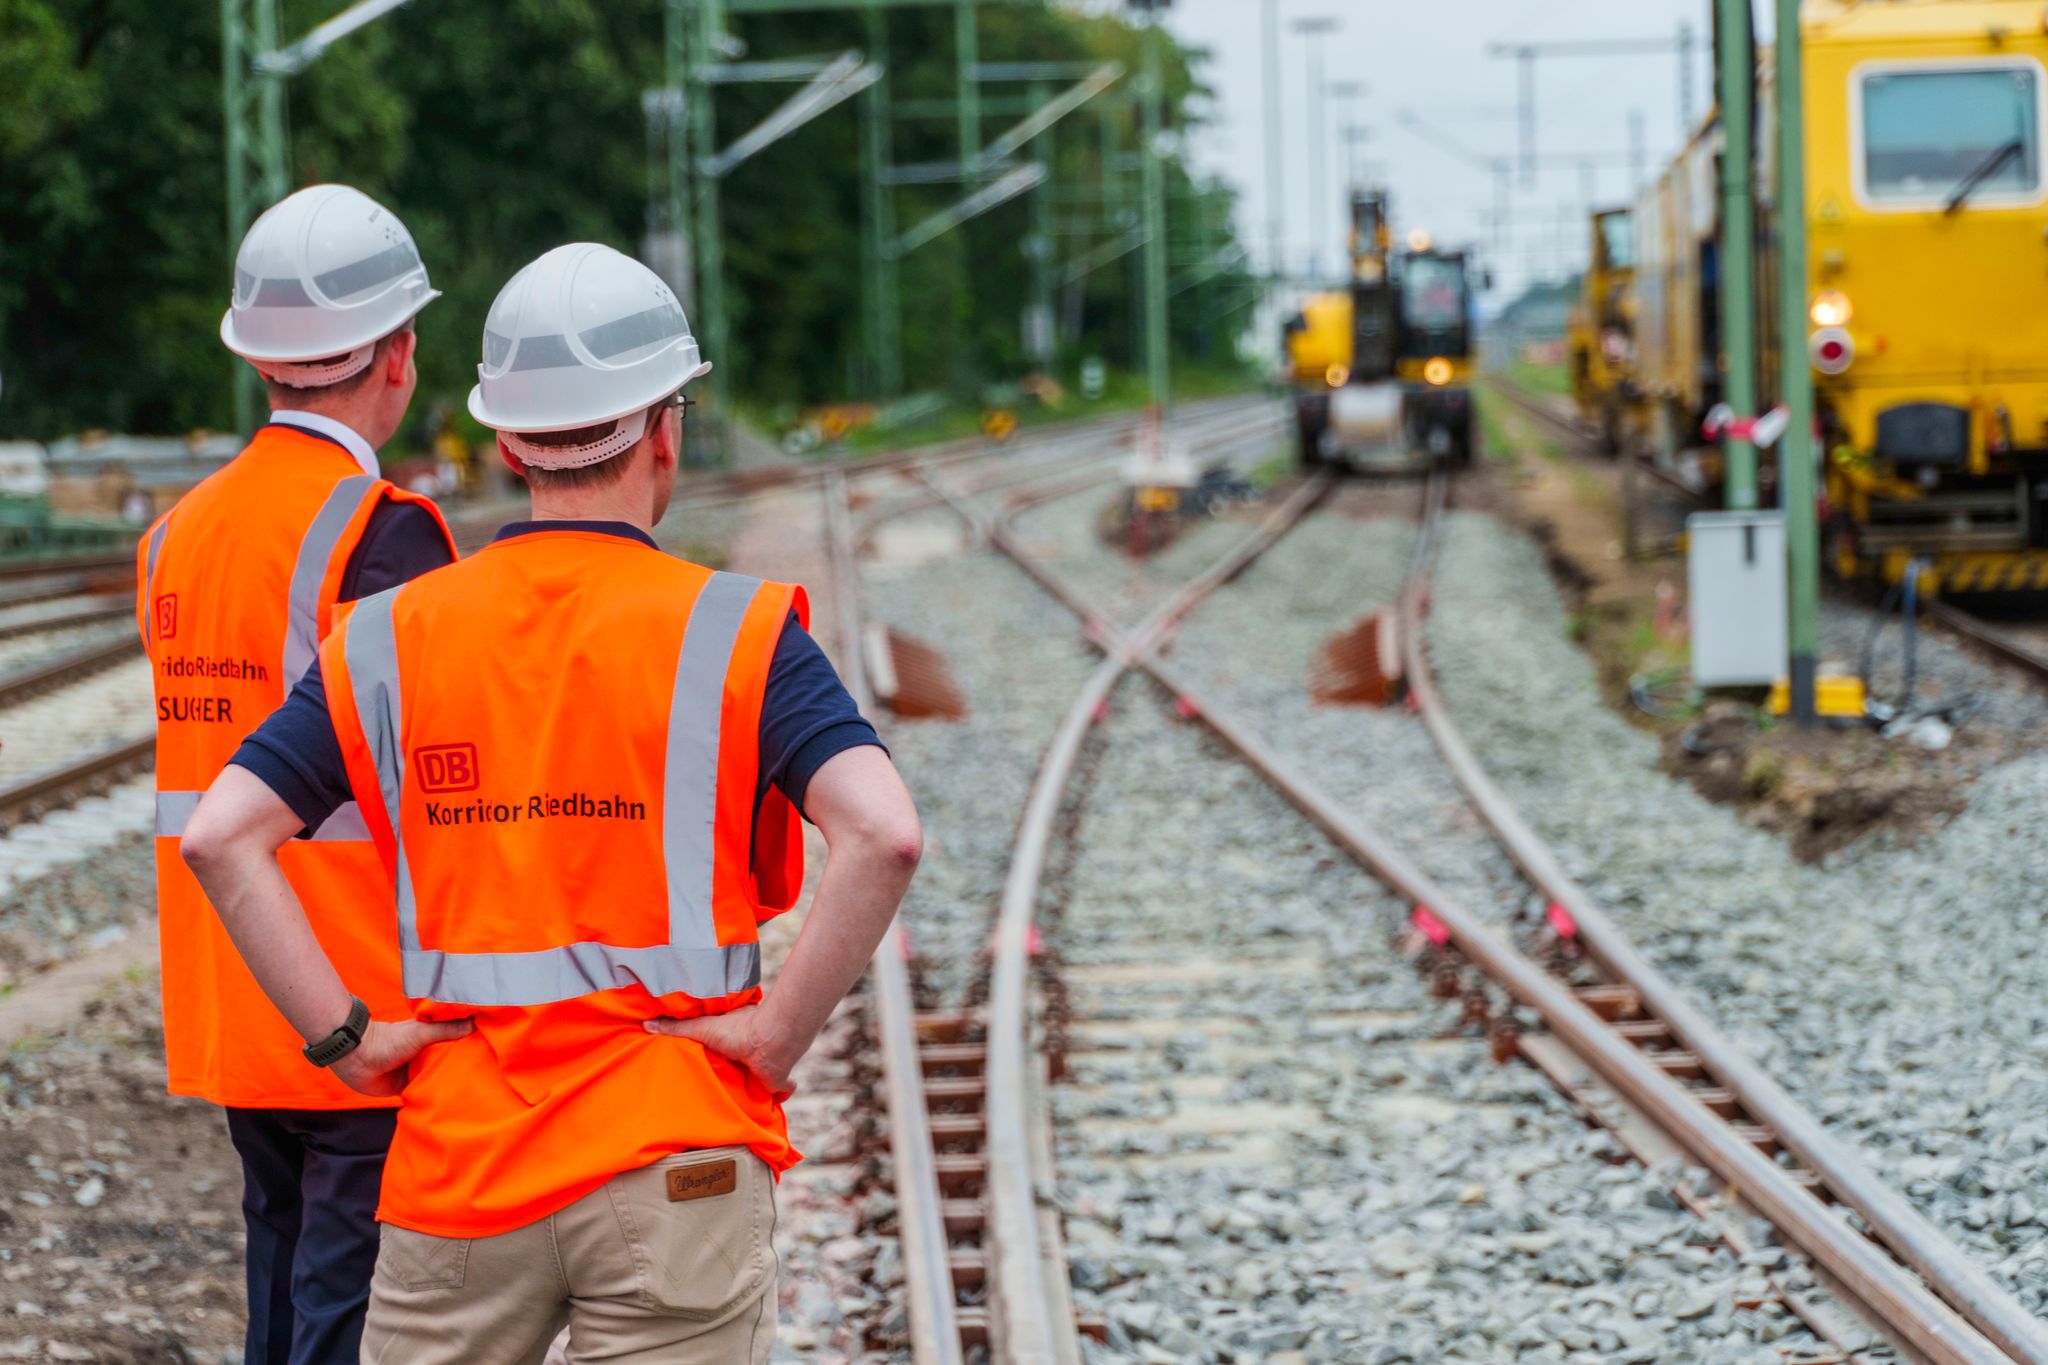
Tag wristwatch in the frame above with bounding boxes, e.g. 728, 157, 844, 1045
303, 996, 370, 1068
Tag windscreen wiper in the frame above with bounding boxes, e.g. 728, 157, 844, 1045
1944, 137, 2025, 215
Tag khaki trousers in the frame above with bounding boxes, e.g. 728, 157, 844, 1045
361, 1147, 777, 1364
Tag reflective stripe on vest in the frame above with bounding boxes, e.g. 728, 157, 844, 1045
143, 518, 171, 646
283, 474, 378, 684
343, 572, 768, 1007
154, 790, 370, 842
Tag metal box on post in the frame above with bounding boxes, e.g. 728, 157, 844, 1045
1687, 510, 1787, 687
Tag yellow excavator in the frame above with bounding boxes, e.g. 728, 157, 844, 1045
1284, 190, 1477, 471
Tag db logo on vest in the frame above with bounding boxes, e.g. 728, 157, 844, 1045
415, 742, 480, 793
155, 595, 178, 641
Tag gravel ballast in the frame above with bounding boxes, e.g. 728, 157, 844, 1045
1054, 673, 1835, 1365
1425, 509, 2048, 1319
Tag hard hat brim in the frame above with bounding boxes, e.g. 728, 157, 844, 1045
219, 288, 442, 364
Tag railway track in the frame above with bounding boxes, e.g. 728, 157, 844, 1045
0, 406, 1238, 845
826, 401, 1286, 1359
838, 421, 2047, 1360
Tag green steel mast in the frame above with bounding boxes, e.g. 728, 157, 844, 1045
1775, 0, 1818, 722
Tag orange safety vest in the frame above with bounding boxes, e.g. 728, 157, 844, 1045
320, 529, 807, 1237
138, 423, 454, 1110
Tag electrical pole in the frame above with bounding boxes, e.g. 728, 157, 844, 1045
1262, 0, 1282, 284
688, 0, 732, 463
224, 0, 414, 437
1293, 17, 1340, 278
1138, 3, 1169, 413
1026, 78, 1055, 367
862, 3, 902, 397
955, 0, 980, 175
1678, 19, 1697, 134
222, 0, 287, 435
1776, 0, 1818, 723
1628, 107, 1646, 193
1715, 0, 1758, 509
1514, 48, 1534, 187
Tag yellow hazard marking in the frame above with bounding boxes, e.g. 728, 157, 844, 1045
982, 409, 1018, 441
1817, 195, 1845, 227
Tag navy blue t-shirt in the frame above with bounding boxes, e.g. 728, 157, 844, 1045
231, 520, 880, 834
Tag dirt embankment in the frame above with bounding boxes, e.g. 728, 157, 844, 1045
1471, 386, 1996, 862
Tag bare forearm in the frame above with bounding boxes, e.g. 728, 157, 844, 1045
181, 766, 355, 1044
756, 836, 914, 1070
189, 846, 354, 1043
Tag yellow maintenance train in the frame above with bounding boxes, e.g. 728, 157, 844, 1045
1567, 208, 1645, 455
1608, 0, 2048, 591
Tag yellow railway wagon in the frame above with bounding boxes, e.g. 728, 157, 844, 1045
1634, 0, 2048, 591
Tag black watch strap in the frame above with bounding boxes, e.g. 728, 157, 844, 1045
303, 995, 370, 1068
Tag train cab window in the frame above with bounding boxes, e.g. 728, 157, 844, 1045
1597, 214, 1634, 271
1400, 256, 1468, 331
1859, 63, 2043, 207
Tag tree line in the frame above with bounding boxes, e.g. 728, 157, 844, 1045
0, 1, 1256, 443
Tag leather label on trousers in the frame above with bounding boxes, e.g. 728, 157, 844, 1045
666, 1159, 738, 1202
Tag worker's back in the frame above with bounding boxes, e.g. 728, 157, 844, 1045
321, 525, 808, 1237
142, 423, 440, 1107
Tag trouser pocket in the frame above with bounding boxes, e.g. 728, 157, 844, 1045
604, 1146, 776, 1321
376, 1224, 472, 1292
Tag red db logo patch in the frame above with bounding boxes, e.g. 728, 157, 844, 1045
415, 742, 479, 793
154, 594, 178, 641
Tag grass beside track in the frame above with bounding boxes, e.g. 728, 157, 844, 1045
759, 362, 1266, 461
1500, 356, 1571, 400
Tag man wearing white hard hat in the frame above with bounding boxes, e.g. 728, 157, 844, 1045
138, 183, 458, 1365
179, 242, 919, 1362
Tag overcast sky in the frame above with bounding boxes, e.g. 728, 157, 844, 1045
1072, 0, 1725, 297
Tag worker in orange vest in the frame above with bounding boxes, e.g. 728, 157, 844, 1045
138, 184, 456, 1364
178, 242, 922, 1362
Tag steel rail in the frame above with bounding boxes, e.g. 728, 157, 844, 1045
0, 734, 154, 832
1485, 376, 1707, 502
978, 407, 1286, 529
852, 394, 1275, 543
1399, 493, 2048, 1363
0, 636, 144, 709
0, 601, 135, 642
823, 471, 966, 1365
0, 572, 128, 609
972, 467, 2016, 1365
1926, 600, 2048, 681
930, 468, 1331, 1363
0, 553, 135, 581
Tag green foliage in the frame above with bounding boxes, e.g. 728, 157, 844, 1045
0, 2, 1256, 444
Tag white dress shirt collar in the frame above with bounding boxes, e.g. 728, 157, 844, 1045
267, 409, 380, 478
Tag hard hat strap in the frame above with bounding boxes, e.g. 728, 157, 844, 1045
502, 407, 651, 470
259, 343, 377, 389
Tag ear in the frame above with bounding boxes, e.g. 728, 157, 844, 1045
385, 329, 417, 386
650, 404, 680, 471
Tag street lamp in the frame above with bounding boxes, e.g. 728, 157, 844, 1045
1341, 124, 1374, 185
1291, 15, 1341, 279
1326, 79, 1368, 194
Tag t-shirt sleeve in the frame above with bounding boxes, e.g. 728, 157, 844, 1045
228, 658, 355, 839
759, 614, 885, 819
340, 499, 455, 601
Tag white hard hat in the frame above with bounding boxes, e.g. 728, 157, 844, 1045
220, 184, 439, 388
467, 243, 711, 470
